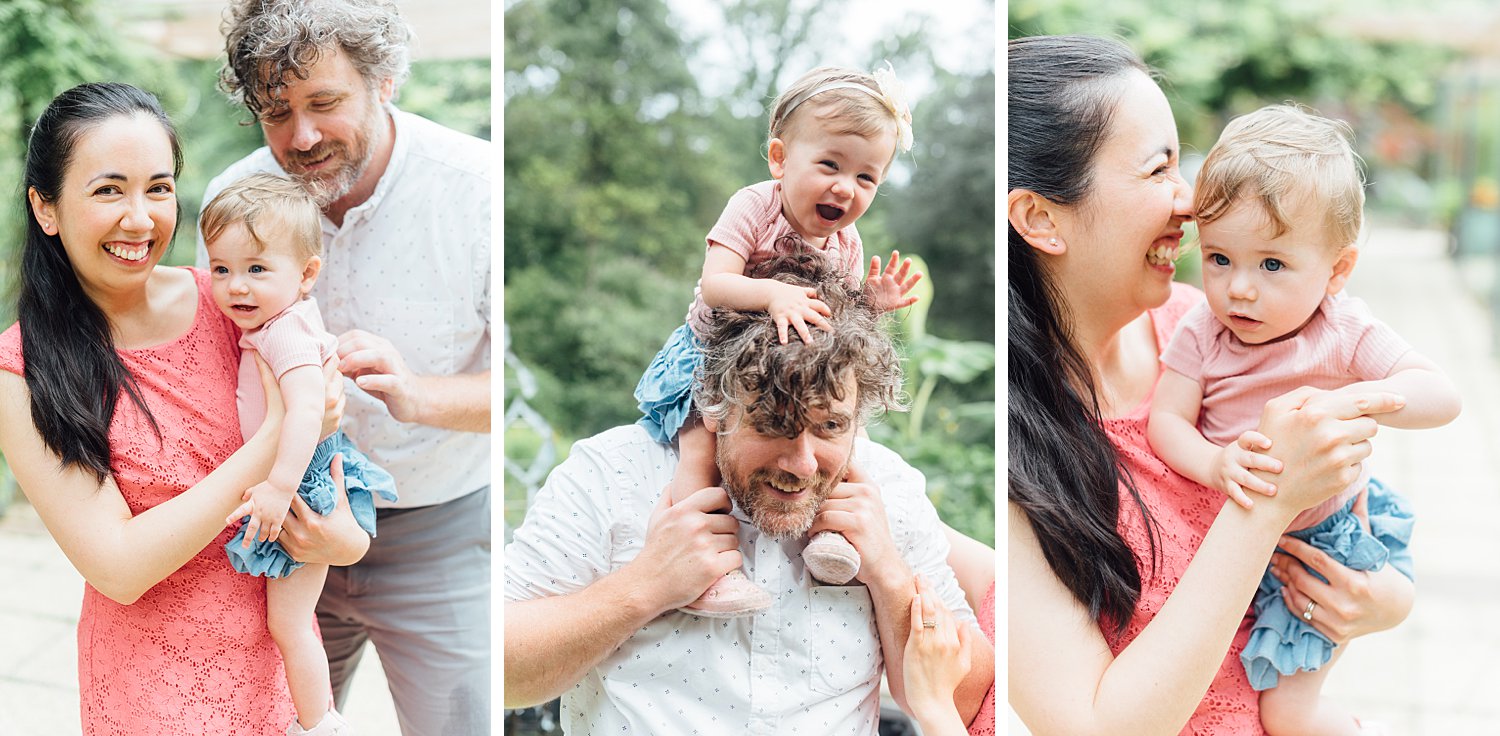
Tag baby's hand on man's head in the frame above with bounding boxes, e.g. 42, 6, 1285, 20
767, 280, 832, 344
1213, 430, 1284, 509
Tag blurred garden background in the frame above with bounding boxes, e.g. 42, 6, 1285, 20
1010, 0, 1500, 292
0, 0, 490, 514
1010, 0, 1500, 731
0, 2, 488, 733
503, 0, 998, 551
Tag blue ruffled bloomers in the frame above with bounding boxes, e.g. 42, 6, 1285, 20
634, 323, 702, 445
1241, 476, 1414, 691
225, 430, 399, 578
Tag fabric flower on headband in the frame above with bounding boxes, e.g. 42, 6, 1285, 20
871, 61, 914, 153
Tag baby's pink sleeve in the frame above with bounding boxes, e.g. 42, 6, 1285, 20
241, 310, 327, 380
705, 186, 768, 262
1337, 296, 1413, 380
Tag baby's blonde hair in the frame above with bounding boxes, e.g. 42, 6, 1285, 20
1194, 104, 1365, 248
200, 172, 322, 259
768, 64, 914, 166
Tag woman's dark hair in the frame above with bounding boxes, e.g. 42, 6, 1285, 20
20, 82, 181, 482
1007, 35, 1159, 633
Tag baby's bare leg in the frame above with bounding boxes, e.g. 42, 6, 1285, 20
268, 564, 334, 729
1258, 647, 1363, 736
674, 420, 771, 617
669, 420, 719, 504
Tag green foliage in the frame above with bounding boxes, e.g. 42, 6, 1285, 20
882, 68, 996, 342
1008, 0, 1455, 152
505, 0, 995, 538
870, 255, 995, 545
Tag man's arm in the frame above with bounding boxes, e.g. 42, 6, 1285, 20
505, 565, 669, 707
810, 463, 993, 723
505, 484, 744, 707
336, 329, 489, 432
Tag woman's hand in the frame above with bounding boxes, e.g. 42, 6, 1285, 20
903, 574, 970, 736
1252, 386, 1404, 518
278, 453, 370, 566
1270, 494, 1414, 644
320, 355, 346, 439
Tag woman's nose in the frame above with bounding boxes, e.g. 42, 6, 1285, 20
120, 196, 152, 232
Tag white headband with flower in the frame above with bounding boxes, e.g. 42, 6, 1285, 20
781, 61, 914, 153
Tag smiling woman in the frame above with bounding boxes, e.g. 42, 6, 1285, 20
0, 81, 364, 734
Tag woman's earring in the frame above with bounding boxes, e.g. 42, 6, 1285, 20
1049, 238, 1058, 246
41, 221, 55, 235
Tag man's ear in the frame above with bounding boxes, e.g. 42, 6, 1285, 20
1007, 188, 1065, 255
701, 414, 720, 434
377, 76, 396, 105
1326, 245, 1359, 295
767, 138, 787, 180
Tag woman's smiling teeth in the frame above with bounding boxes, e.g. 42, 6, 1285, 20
1146, 242, 1178, 266
103, 242, 150, 261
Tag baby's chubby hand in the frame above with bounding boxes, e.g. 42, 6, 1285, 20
864, 250, 923, 313
767, 280, 832, 344
1214, 430, 1283, 510
226, 480, 297, 547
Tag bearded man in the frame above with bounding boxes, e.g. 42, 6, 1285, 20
197, 2, 491, 733
504, 254, 994, 734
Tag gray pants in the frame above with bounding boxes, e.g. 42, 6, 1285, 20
318, 486, 491, 736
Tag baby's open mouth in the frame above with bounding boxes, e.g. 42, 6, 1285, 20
816, 204, 844, 222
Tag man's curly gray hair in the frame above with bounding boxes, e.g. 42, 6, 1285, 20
693, 247, 906, 437
219, 0, 413, 118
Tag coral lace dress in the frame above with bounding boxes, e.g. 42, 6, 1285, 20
1102, 283, 1264, 735
0, 268, 294, 734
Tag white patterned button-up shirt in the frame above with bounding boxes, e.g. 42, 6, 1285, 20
504, 426, 976, 735
198, 107, 491, 508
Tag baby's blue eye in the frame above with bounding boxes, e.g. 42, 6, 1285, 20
249, 264, 266, 274
1209, 253, 1230, 267
1262, 259, 1284, 272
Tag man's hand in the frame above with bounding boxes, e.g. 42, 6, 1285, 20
808, 463, 906, 588
278, 453, 370, 566
623, 486, 744, 612
337, 329, 424, 423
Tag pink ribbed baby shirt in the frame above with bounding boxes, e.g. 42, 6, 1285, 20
0, 268, 295, 734
1160, 292, 1411, 530
1105, 283, 1264, 735
685, 179, 865, 338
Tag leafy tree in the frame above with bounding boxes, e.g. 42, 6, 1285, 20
1008, 0, 1453, 152
505, 0, 734, 435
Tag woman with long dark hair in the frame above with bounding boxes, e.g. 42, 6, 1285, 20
1006, 36, 1416, 733
0, 82, 366, 733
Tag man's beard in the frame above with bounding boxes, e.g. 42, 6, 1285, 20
717, 441, 848, 541
278, 104, 381, 208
